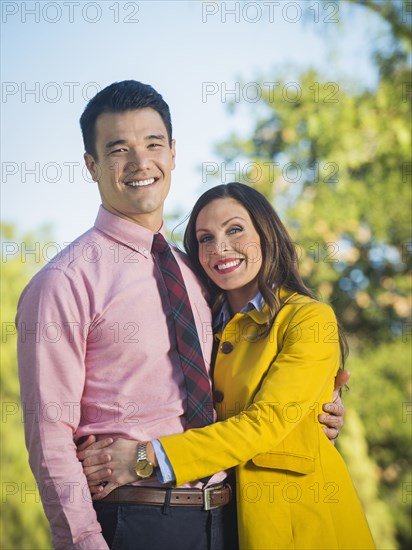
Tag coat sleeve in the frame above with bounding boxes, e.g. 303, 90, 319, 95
159, 301, 340, 487
16, 267, 109, 550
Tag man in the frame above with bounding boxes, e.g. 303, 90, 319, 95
17, 80, 347, 550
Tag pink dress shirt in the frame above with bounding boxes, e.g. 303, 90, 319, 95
16, 206, 226, 550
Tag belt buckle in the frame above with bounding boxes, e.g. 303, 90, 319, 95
203, 485, 222, 511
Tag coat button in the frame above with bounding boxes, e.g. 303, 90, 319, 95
220, 341, 234, 354
214, 390, 224, 403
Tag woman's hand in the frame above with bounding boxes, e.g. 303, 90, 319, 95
77, 437, 144, 500
318, 369, 350, 444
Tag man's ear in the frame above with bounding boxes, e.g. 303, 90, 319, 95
171, 139, 176, 171
84, 153, 99, 182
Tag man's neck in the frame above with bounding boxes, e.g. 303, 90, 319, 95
101, 205, 163, 233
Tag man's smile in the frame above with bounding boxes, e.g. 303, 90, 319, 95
124, 177, 158, 188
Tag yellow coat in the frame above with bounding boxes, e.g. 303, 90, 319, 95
160, 290, 375, 549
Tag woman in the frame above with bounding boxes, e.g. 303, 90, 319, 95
81, 183, 374, 549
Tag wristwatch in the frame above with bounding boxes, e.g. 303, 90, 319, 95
134, 443, 154, 479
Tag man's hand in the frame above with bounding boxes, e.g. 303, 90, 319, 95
318, 369, 350, 444
77, 437, 144, 500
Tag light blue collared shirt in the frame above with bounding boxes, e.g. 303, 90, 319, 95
153, 291, 265, 484
213, 291, 265, 332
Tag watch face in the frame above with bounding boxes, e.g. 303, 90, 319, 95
136, 460, 153, 478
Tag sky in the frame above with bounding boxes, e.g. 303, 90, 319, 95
1, 0, 386, 247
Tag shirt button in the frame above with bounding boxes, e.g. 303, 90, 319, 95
220, 341, 234, 354
214, 390, 224, 403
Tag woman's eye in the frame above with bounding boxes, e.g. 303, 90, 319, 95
198, 235, 212, 244
228, 226, 242, 235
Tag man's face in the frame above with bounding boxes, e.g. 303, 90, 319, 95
85, 108, 176, 231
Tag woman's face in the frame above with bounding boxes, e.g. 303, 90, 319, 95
195, 197, 263, 299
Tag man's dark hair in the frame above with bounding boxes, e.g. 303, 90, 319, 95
80, 80, 173, 158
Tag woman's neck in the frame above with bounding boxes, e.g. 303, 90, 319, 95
226, 283, 259, 314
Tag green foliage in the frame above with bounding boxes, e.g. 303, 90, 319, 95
346, 0, 412, 48
338, 409, 398, 549
338, 341, 412, 550
1, 225, 52, 549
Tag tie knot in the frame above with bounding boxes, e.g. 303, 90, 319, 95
152, 233, 168, 254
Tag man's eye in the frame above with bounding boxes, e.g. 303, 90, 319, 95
110, 148, 127, 154
149, 143, 162, 148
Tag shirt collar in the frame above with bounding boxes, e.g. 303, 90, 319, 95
214, 291, 265, 331
94, 205, 165, 258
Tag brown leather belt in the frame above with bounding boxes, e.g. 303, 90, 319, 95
100, 484, 231, 511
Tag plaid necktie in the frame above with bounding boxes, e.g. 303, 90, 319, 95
152, 233, 214, 428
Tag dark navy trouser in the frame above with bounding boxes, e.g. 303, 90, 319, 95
93, 486, 239, 550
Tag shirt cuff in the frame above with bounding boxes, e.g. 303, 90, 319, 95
152, 440, 176, 484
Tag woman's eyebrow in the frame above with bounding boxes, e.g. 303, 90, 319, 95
196, 216, 246, 233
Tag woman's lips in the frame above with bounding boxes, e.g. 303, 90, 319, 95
214, 259, 243, 274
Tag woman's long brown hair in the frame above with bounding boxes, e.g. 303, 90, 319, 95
184, 182, 348, 369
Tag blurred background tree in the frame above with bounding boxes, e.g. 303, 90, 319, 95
1, 224, 52, 549
208, 0, 411, 547
1, 1, 410, 548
